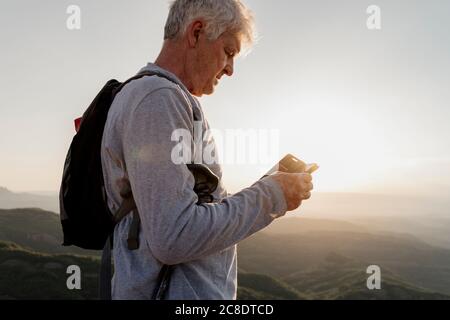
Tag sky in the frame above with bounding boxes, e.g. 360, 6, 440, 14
1, 0, 449, 199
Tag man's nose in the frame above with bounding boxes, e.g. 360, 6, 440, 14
224, 60, 234, 77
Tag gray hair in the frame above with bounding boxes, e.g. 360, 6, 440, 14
164, 0, 256, 50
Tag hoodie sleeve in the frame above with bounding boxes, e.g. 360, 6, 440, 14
122, 87, 287, 265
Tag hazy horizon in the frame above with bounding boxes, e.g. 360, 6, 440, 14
2, 186, 449, 221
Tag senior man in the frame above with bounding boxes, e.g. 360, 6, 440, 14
101, 0, 314, 300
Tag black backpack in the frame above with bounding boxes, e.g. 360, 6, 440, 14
59, 71, 171, 250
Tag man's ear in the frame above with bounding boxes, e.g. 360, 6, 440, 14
187, 20, 204, 48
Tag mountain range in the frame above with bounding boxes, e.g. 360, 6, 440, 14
0, 187, 59, 213
2, 188, 449, 248
0, 208, 449, 299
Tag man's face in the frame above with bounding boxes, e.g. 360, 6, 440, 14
190, 31, 241, 97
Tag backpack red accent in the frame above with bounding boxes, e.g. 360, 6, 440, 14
74, 117, 82, 133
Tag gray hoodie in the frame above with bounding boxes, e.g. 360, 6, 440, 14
101, 63, 287, 300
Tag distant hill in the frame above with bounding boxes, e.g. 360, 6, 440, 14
0, 187, 59, 213
280, 252, 449, 300
238, 230, 450, 296
265, 217, 367, 235
346, 215, 450, 249
238, 273, 309, 300
298, 192, 450, 219
0, 208, 98, 256
295, 192, 450, 248
0, 241, 99, 300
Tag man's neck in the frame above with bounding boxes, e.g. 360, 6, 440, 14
154, 41, 193, 93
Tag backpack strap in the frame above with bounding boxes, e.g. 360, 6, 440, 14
109, 172, 140, 250
112, 70, 159, 96
127, 211, 141, 250
152, 265, 174, 300
113, 178, 137, 225
99, 235, 113, 300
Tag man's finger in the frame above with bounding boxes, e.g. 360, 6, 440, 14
301, 181, 313, 191
302, 191, 311, 200
303, 173, 312, 183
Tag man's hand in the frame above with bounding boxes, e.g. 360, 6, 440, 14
270, 172, 314, 211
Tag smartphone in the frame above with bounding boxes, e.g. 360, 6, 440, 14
304, 163, 319, 174
261, 154, 319, 179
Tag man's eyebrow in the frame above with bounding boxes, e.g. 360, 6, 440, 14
232, 43, 241, 55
